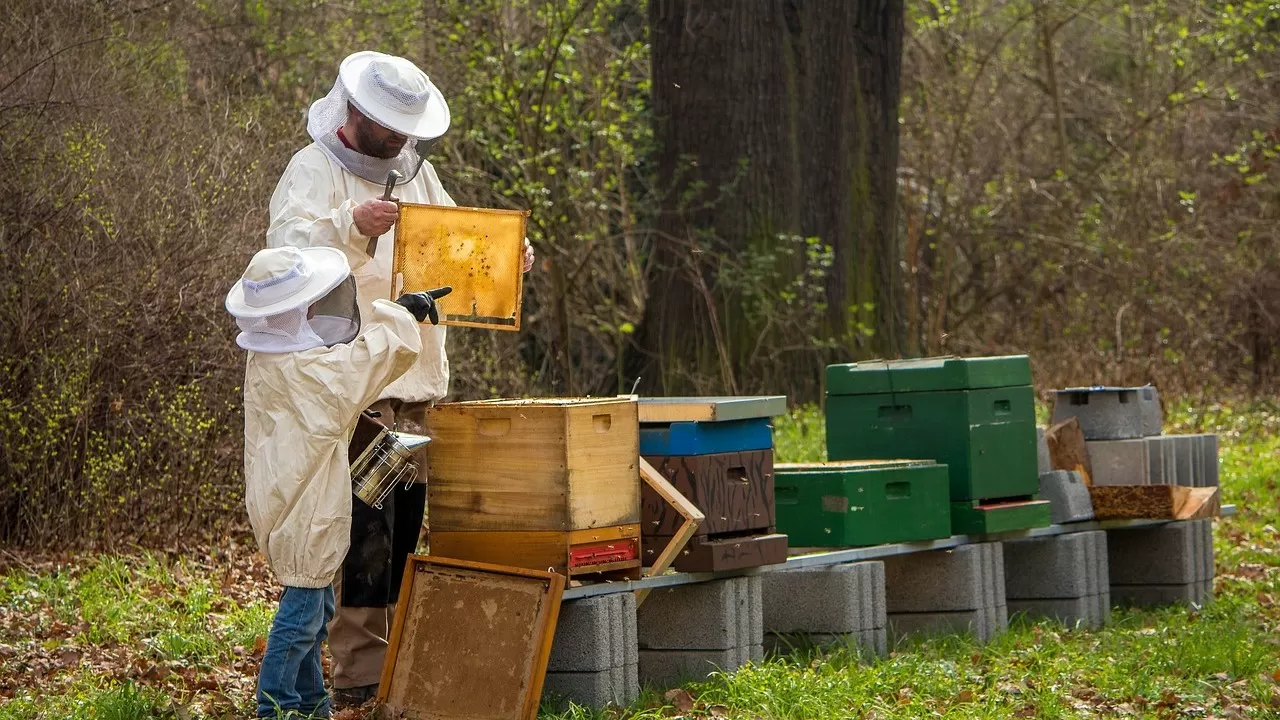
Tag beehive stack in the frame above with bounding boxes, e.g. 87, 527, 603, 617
825, 355, 1050, 534
637, 397, 788, 572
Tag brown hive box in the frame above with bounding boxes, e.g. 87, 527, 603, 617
426, 397, 642, 577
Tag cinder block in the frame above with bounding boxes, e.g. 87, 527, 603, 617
1141, 387, 1163, 436
859, 626, 889, 658
1146, 436, 1178, 485
869, 561, 886, 625
885, 543, 1002, 612
638, 646, 752, 686
542, 663, 638, 709
1173, 436, 1196, 488
764, 627, 887, 659
1038, 471, 1094, 523
888, 604, 1007, 643
1199, 518, 1215, 582
1004, 531, 1103, 599
1112, 580, 1212, 608
638, 577, 756, 650
1085, 529, 1108, 597
1037, 427, 1051, 475
1052, 386, 1160, 440
984, 542, 1005, 610
1008, 595, 1107, 629
1200, 435, 1220, 487
549, 593, 637, 672
762, 561, 884, 634
1108, 520, 1211, 585
1087, 439, 1150, 486
745, 576, 763, 651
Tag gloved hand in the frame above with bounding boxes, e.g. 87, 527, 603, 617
395, 286, 453, 325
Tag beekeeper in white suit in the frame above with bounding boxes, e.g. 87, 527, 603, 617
226, 245, 452, 717
266, 50, 534, 707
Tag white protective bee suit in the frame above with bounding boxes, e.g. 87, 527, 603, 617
228, 246, 422, 588
266, 147, 454, 405
267, 51, 456, 696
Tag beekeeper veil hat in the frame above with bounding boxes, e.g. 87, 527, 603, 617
225, 247, 362, 353
307, 51, 451, 183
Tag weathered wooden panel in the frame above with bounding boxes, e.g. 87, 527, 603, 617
428, 524, 642, 578
637, 396, 787, 423
641, 450, 774, 537
426, 398, 639, 532
378, 556, 563, 720
641, 533, 788, 572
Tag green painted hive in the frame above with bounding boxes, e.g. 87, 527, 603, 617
774, 460, 952, 547
825, 355, 1038, 503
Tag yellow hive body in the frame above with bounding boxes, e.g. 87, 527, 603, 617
425, 397, 641, 533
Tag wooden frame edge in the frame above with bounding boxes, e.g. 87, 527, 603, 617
390, 202, 529, 329
375, 553, 565, 708
376, 553, 427, 703
636, 457, 704, 607
521, 570, 565, 720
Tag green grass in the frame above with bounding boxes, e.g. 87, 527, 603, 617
3, 399, 1280, 719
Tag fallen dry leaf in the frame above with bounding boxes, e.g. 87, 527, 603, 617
664, 688, 696, 712
955, 690, 974, 703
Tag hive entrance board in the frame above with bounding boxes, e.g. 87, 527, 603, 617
377, 556, 564, 720
392, 203, 529, 330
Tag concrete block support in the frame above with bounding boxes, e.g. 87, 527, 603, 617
762, 561, 886, 659
543, 593, 639, 709
637, 576, 762, 686
884, 542, 1007, 642
1038, 471, 1094, 524
1003, 531, 1109, 628
1108, 519, 1215, 608
1037, 427, 1051, 475
1052, 386, 1161, 440
542, 665, 639, 710
1200, 434, 1220, 487
1146, 436, 1178, 486
1174, 436, 1196, 489
1088, 439, 1150, 486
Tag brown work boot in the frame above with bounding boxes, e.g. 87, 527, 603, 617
331, 684, 377, 711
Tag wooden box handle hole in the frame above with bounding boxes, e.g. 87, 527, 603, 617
592, 414, 612, 433
478, 417, 511, 437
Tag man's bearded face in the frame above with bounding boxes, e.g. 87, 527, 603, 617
352, 112, 408, 159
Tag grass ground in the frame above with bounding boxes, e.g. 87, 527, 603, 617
0, 399, 1277, 719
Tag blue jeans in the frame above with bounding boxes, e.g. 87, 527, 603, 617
257, 585, 335, 718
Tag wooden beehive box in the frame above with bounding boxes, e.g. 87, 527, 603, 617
426, 397, 640, 533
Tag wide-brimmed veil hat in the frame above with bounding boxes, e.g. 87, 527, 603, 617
225, 246, 351, 319
339, 51, 450, 140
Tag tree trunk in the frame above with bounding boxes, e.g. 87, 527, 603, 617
630, 0, 905, 399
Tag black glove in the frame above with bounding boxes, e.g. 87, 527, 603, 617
395, 286, 453, 325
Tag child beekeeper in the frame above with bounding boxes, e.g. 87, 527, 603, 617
224, 245, 447, 718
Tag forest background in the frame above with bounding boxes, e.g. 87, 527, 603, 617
1, 0, 1277, 547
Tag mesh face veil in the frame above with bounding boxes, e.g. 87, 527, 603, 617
309, 275, 361, 346
236, 276, 361, 353
307, 54, 442, 184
